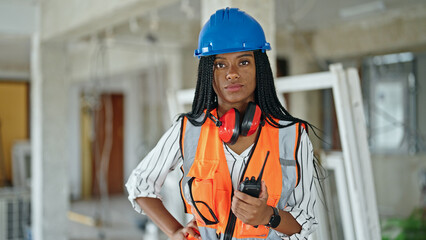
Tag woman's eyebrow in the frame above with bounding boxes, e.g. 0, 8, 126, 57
237, 53, 253, 58
215, 53, 254, 60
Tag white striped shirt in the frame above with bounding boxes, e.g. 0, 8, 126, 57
125, 120, 317, 239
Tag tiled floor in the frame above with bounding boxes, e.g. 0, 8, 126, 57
67, 194, 168, 240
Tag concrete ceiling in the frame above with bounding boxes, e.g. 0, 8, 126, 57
0, 0, 425, 79
274, 0, 426, 31
156, 0, 426, 31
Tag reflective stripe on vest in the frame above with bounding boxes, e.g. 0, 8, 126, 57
179, 110, 301, 239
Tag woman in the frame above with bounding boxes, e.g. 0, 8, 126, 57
126, 8, 317, 240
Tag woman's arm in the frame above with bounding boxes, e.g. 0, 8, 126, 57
125, 121, 182, 213
126, 120, 201, 239
280, 129, 318, 239
136, 197, 200, 239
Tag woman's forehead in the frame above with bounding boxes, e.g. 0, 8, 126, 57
215, 51, 254, 59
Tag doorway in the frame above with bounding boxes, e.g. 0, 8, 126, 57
81, 93, 124, 198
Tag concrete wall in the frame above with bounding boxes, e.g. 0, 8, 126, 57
372, 154, 426, 218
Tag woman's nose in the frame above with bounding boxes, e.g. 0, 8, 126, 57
226, 66, 240, 81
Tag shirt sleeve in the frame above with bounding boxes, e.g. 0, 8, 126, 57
125, 120, 183, 214
275, 128, 318, 239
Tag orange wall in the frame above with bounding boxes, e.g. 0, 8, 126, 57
0, 82, 29, 187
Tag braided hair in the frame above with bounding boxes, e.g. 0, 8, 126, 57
182, 50, 310, 129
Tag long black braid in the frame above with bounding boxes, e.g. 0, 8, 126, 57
253, 50, 309, 128
181, 55, 216, 126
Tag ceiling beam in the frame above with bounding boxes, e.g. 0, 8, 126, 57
312, 4, 426, 59
41, 0, 179, 42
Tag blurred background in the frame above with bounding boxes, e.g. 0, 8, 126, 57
0, 0, 425, 239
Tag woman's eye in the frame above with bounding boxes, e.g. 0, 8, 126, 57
215, 63, 226, 68
240, 60, 249, 66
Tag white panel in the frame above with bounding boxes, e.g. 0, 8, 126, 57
275, 72, 335, 93
346, 68, 381, 238
322, 152, 355, 240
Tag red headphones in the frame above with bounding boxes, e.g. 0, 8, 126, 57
208, 102, 262, 145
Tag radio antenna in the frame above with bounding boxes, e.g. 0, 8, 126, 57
257, 151, 270, 183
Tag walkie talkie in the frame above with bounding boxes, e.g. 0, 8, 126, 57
238, 151, 270, 198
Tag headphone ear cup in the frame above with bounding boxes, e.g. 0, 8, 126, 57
219, 108, 240, 145
240, 102, 261, 136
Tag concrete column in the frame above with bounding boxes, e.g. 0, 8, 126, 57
31, 36, 69, 240
201, 0, 276, 74
287, 34, 322, 149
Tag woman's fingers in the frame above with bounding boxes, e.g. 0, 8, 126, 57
187, 219, 199, 230
231, 181, 270, 225
232, 195, 261, 223
185, 218, 201, 239
183, 227, 201, 239
171, 218, 201, 240
259, 180, 269, 200
231, 197, 251, 218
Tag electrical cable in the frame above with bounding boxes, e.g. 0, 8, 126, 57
85, 39, 114, 239
92, 43, 105, 239
99, 40, 113, 233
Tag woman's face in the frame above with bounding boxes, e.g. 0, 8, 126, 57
213, 51, 256, 109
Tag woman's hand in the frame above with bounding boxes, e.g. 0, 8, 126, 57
171, 218, 202, 240
231, 180, 273, 226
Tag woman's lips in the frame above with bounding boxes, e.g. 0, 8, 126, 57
225, 84, 243, 92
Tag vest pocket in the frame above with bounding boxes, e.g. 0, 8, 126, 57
186, 159, 221, 226
237, 222, 269, 238
188, 177, 219, 226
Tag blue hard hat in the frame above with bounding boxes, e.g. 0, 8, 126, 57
194, 8, 271, 57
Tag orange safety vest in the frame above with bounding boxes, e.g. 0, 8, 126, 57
179, 110, 303, 240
